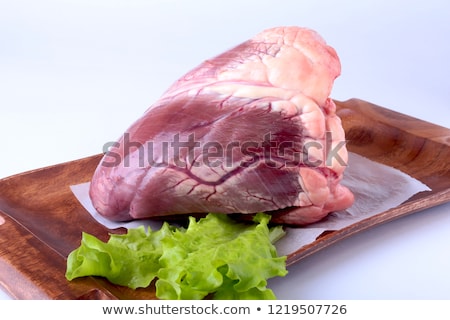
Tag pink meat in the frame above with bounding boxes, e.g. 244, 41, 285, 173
89, 26, 354, 225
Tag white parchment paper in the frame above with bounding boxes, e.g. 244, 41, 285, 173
70, 152, 430, 256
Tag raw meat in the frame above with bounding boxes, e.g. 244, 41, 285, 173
89, 26, 354, 225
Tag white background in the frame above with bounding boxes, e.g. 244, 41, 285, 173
1, 0, 449, 299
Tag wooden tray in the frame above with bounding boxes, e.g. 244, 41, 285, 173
1, 98, 449, 299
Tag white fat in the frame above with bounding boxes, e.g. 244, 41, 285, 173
205, 83, 292, 101
325, 141, 349, 175
293, 191, 313, 207
271, 100, 298, 116
302, 137, 325, 165
205, 84, 323, 121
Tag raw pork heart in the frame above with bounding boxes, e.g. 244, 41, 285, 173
89, 26, 354, 225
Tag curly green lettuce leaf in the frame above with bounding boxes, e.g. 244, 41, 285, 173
66, 213, 287, 299
66, 223, 175, 289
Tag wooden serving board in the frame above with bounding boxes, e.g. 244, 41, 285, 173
0, 99, 449, 299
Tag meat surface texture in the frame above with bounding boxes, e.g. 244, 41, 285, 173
89, 26, 354, 225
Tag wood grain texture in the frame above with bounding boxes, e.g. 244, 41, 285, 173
0, 98, 449, 299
